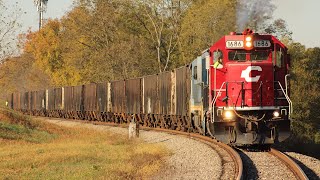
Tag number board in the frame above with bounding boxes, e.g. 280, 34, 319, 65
254, 40, 271, 48
226, 41, 244, 49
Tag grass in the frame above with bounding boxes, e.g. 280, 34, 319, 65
0, 108, 169, 179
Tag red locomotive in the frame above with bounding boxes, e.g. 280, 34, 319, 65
192, 28, 291, 144
9, 29, 291, 146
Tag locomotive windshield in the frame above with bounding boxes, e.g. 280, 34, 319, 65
228, 50, 270, 61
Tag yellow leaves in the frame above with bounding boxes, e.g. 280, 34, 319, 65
180, 0, 236, 61
22, 19, 64, 86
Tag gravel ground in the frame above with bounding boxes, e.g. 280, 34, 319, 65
239, 150, 296, 180
38, 118, 234, 179
285, 152, 320, 180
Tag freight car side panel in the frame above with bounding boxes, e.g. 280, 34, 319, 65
83, 84, 97, 111
143, 75, 159, 114
12, 92, 20, 110
159, 71, 172, 115
125, 78, 142, 114
20, 92, 30, 111
54, 88, 63, 110
48, 89, 54, 110
96, 83, 107, 112
30, 91, 35, 110
7, 93, 13, 109
176, 66, 191, 116
111, 80, 126, 113
74, 85, 83, 111
48, 88, 63, 110
64, 86, 73, 111
32, 90, 45, 110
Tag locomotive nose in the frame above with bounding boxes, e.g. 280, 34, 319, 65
226, 62, 274, 107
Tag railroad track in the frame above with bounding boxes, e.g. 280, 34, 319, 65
36, 117, 243, 180
237, 147, 308, 180
269, 148, 308, 180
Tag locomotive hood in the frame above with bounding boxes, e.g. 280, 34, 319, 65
226, 62, 274, 107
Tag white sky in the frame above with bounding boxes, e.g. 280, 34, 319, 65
273, 0, 320, 48
4, 0, 320, 48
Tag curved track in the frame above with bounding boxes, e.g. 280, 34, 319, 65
269, 148, 308, 180
237, 147, 308, 179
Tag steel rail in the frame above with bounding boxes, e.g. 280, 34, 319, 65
269, 148, 308, 180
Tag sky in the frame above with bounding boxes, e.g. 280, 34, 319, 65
4, 0, 320, 48
273, 0, 320, 47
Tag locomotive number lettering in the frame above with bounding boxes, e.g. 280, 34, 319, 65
226, 41, 244, 48
254, 40, 271, 47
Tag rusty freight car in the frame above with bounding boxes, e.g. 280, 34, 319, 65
30, 90, 46, 116
47, 88, 63, 117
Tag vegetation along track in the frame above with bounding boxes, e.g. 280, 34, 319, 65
238, 147, 308, 179
37, 117, 243, 180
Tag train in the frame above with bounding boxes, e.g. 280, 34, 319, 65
8, 29, 292, 145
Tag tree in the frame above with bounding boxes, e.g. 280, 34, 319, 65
0, 1, 22, 61
23, 19, 68, 86
180, 0, 237, 61
0, 53, 50, 98
59, 0, 161, 83
288, 42, 320, 143
132, 0, 193, 72
265, 18, 292, 42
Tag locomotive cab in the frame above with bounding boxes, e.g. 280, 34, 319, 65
206, 29, 292, 145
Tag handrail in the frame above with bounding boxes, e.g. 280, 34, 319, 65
210, 81, 293, 121
210, 82, 226, 123
276, 81, 293, 117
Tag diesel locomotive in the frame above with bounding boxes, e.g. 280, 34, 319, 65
9, 29, 292, 145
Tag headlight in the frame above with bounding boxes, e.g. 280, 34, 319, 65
224, 110, 234, 120
246, 36, 252, 41
246, 41, 252, 48
273, 111, 280, 117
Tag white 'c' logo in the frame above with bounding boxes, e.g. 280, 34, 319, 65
241, 66, 262, 82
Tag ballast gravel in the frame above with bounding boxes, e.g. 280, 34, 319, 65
285, 152, 320, 180
39, 118, 229, 180
239, 151, 296, 180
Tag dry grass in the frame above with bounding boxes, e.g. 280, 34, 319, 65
0, 109, 169, 179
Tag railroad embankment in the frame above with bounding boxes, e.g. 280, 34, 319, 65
0, 108, 169, 179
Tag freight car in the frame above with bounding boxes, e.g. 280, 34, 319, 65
9, 29, 292, 145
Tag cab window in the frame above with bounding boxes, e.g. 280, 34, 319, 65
228, 50, 269, 61
213, 50, 223, 69
251, 51, 269, 60
213, 50, 223, 62
228, 50, 246, 61
193, 66, 198, 79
